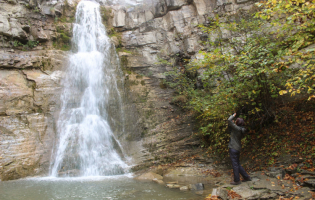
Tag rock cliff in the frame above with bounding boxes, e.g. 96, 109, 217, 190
0, 0, 258, 180
0, 0, 71, 180
110, 0, 258, 170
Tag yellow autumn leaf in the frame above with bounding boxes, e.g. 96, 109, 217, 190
279, 90, 287, 95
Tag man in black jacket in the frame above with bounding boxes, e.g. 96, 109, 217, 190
228, 113, 251, 185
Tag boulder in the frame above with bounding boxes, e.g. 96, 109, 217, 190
212, 188, 228, 200
153, 0, 168, 17
0, 16, 26, 39
180, 186, 189, 190
266, 167, 286, 179
166, 184, 181, 189
232, 185, 267, 199
0, 15, 11, 35
30, 26, 49, 42
189, 183, 204, 191
153, 178, 165, 184
134, 172, 163, 181
41, 4, 56, 16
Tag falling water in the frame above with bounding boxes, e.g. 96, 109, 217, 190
50, 0, 128, 177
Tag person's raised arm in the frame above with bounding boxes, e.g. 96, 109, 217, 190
228, 113, 241, 131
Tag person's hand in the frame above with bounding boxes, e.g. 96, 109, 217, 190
233, 113, 236, 117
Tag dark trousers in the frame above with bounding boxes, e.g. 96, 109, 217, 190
229, 148, 250, 182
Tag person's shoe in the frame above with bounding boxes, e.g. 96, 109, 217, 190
230, 181, 241, 185
242, 177, 252, 182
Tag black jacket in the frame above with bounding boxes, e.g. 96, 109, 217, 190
228, 115, 246, 151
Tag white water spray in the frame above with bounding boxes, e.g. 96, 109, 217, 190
50, 0, 128, 177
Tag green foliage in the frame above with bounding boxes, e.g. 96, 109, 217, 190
59, 33, 70, 43
25, 40, 39, 49
108, 29, 123, 47
116, 48, 132, 54
13, 40, 23, 47
120, 56, 128, 68
54, 16, 75, 23
53, 35, 71, 51
256, 0, 315, 99
53, 28, 71, 51
33, 7, 40, 13
13, 40, 39, 50
53, 41, 71, 51
165, 12, 285, 153
164, 1, 315, 156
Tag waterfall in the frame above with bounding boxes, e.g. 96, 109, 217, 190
50, 0, 128, 177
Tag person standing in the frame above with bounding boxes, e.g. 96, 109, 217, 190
228, 113, 251, 185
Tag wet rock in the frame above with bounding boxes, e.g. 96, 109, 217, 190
58, 169, 81, 177
212, 188, 228, 200
189, 183, 204, 191
153, 178, 165, 184
151, 165, 164, 176
166, 184, 181, 189
110, 36, 120, 47
164, 167, 203, 177
180, 185, 189, 190
134, 172, 163, 181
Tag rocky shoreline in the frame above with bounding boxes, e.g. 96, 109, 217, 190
134, 156, 315, 200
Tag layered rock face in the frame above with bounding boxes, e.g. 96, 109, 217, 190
0, 0, 70, 180
109, 0, 258, 169
0, 0, 259, 180
112, 0, 256, 67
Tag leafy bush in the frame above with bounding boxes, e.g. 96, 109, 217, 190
256, 0, 315, 100
164, 0, 315, 156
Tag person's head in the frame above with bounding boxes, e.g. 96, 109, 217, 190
235, 118, 245, 126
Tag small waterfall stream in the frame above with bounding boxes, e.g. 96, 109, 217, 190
50, 0, 128, 177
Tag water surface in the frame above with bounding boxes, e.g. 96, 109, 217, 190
0, 175, 203, 200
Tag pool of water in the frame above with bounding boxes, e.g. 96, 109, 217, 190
0, 175, 204, 200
